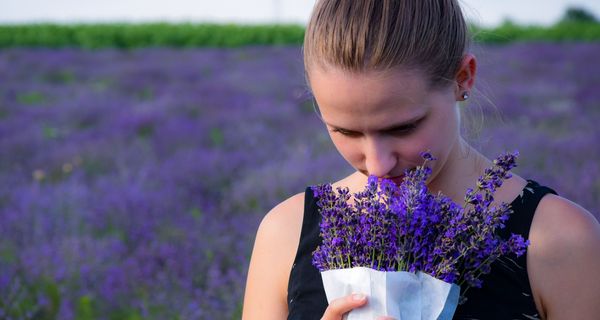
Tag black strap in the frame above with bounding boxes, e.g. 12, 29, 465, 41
287, 187, 327, 320
499, 179, 557, 240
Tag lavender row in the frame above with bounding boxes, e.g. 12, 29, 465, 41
0, 43, 598, 319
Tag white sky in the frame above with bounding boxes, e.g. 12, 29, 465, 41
1, 0, 599, 27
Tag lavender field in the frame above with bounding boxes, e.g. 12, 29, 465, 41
0, 43, 599, 319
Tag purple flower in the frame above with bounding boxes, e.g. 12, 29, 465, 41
312, 151, 528, 296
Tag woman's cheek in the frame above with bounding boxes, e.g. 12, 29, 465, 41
330, 135, 361, 164
402, 131, 436, 163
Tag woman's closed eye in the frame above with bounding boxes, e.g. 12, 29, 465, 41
331, 121, 420, 137
385, 123, 419, 136
331, 128, 361, 137
384, 116, 426, 136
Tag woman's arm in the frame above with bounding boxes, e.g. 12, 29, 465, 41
527, 194, 600, 319
242, 192, 305, 320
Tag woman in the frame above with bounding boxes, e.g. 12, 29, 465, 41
242, 1, 600, 319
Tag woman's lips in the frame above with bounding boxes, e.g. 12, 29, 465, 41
364, 168, 417, 184
388, 175, 406, 184
387, 168, 417, 184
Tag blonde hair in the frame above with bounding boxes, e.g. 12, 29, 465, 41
303, 0, 471, 89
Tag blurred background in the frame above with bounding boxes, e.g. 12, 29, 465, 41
0, 1, 599, 319
2, 0, 600, 26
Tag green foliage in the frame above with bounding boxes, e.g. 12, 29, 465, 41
189, 207, 203, 221
42, 125, 60, 139
17, 91, 47, 105
471, 20, 600, 44
1, 7, 599, 48
561, 7, 597, 23
40, 279, 61, 319
0, 23, 306, 49
0, 240, 17, 263
1, 21, 599, 49
209, 127, 225, 147
105, 305, 144, 320
231, 301, 244, 320
0, 276, 61, 320
136, 87, 154, 101
43, 70, 76, 84
76, 295, 95, 320
137, 123, 155, 139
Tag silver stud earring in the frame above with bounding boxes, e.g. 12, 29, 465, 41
462, 91, 469, 101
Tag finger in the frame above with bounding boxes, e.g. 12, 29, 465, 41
321, 293, 368, 320
376, 316, 397, 320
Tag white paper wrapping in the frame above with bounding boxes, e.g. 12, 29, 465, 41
321, 267, 460, 320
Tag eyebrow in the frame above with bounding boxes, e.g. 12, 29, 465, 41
326, 114, 425, 132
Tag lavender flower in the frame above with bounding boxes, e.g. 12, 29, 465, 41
312, 151, 529, 293
1, 43, 598, 319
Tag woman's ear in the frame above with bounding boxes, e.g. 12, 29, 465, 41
454, 54, 477, 101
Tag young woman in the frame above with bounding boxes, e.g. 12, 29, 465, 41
242, 1, 600, 319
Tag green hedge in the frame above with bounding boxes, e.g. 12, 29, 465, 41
471, 21, 600, 43
0, 21, 599, 49
0, 23, 306, 49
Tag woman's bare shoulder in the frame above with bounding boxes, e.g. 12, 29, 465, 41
258, 191, 306, 238
257, 191, 307, 266
242, 191, 306, 319
527, 194, 600, 319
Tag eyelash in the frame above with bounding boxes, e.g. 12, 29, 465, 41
332, 123, 418, 137
332, 128, 360, 137
389, 124, 418, 136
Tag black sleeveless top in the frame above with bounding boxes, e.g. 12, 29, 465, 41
287, 180, 557, 320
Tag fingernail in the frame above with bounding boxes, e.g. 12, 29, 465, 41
352, 293, 366, 301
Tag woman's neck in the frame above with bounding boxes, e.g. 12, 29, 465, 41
425, 138, 491, 204
426, 139, 527, 206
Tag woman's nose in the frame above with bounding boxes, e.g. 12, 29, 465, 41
364, 138, 396, 178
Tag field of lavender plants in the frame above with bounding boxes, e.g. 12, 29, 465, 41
0, 43, 599, 319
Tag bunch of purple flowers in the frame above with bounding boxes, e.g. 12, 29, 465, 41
311, 151, 529, 290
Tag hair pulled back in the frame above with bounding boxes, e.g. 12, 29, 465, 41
303, 0, 471, 89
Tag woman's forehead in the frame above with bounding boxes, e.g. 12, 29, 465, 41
310, 67, 430, 123
311, 66, 428, 101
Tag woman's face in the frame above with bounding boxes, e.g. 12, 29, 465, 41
309, 66, 462, 185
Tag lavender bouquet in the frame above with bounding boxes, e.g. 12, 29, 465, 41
311, 151, 529, 320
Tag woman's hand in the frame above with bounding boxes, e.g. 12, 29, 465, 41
320, 293, 396, 320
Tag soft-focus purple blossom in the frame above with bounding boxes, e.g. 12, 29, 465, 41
312, 151, 529, 296
0, 46, 317, 319
0, 43, 598, 318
